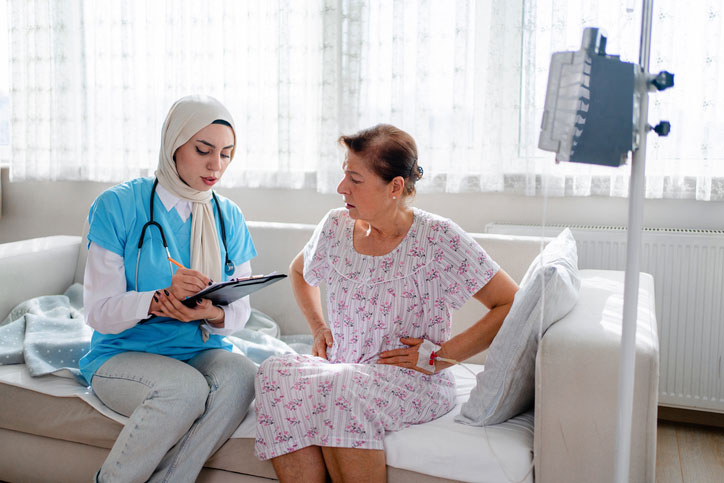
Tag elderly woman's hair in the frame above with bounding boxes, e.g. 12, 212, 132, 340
339, 124, 423, 196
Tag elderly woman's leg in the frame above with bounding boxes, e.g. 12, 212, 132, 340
271, 446, 328, 483
322, 447, 386, 482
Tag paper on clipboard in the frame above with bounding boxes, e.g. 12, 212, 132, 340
181, 273, 287, 307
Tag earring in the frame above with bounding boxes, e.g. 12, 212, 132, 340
392, 196, 397, 200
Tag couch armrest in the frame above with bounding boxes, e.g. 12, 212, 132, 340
533, 270, 659, 483
0, 236, 82, 320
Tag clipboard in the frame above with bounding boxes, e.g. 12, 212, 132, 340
181, 273, 287, 307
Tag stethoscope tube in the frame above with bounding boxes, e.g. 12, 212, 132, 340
134, 178, 234, 291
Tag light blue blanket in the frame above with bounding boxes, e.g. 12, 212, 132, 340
0, 284, 312, 386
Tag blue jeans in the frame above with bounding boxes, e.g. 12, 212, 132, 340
91, 349, 256, 483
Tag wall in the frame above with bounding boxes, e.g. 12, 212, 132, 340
1, 167, 723, 244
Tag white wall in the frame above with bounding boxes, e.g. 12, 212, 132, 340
1, 167, 723, 244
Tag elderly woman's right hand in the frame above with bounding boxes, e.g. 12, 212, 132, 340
313, 327, 334, 360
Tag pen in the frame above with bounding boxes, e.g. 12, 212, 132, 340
168, 257, 186, 270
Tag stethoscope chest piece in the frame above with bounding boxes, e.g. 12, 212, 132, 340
225, 261, 235, 276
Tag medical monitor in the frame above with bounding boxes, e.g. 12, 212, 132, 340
538, 27, 638, 167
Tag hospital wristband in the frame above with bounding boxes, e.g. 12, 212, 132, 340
416, 340, 442, 372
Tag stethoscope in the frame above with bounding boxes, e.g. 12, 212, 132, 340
134, 178, 234, 290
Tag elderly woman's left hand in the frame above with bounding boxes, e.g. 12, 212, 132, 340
377, 337, 433, 374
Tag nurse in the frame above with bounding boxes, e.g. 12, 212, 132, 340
79, 95, 257, 482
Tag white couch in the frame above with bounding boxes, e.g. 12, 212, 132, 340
0, 221, 659, 482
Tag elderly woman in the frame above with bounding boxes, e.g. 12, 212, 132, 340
79, 95, 257, 482
254, 124, 518, 482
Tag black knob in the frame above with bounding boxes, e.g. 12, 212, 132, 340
653, 121, 671, 137
651, 71, 675, 91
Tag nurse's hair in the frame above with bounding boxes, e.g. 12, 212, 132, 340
212, 119, 232, 128
339, 124, 423, 197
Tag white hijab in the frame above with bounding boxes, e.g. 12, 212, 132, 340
155, 95, 236, 282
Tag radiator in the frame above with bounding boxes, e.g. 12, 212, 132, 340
486, 222, 724, 413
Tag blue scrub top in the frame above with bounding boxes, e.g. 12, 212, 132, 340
78, 177, 257, 385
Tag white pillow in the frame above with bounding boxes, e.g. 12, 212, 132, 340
456, 228, 580, 426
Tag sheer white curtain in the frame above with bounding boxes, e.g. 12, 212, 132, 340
318, 0, 526, 194
10, 0, 327, 188
9, 0, 724, 200
330, 0, 724, 199
519, 0, 724, 200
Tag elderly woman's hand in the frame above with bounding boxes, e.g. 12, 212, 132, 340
313, 327, 334, 360
376, 337, 434, 374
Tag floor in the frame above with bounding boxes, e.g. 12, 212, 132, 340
656, 419, 724, 483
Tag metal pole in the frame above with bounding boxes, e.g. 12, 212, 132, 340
614, 0, 653, 482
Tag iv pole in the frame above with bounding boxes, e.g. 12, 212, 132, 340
614, 0, 653, 481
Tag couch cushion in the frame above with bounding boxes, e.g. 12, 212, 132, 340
244, 221, 317, 335
0, 236, 81, 321
457, 228, 580, 426
0, 379, 278, 479
0, 363, 535, 482
0, 383, 121, 448
73, 219, 91, 284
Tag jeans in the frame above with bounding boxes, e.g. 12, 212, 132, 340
91, 349, 256, 483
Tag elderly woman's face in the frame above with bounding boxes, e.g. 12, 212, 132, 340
175, 123, 234, 191
337, 150, 391, 220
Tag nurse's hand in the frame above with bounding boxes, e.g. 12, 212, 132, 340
169, 267, 212, 300
149, 289, 221, 323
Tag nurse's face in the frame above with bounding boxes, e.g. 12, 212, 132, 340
174, 123, 234, 191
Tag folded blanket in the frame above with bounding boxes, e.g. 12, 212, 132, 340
0, 284, 312, 385
228, 308, 313, 357
0, 284, 89, 383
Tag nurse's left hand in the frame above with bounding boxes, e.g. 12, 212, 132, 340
150, 289, 220, 323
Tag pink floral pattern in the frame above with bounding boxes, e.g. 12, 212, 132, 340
254, 208, 499, 460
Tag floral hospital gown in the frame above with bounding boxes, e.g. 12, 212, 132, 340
254, 208, 499, 460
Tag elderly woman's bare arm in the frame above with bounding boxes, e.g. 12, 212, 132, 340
377, 269, 518, 372
436, 269, 518, 365
289, 251, 333, 359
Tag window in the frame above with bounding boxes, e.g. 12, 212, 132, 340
0, 0, 9, 166
5, 0, 723, 200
